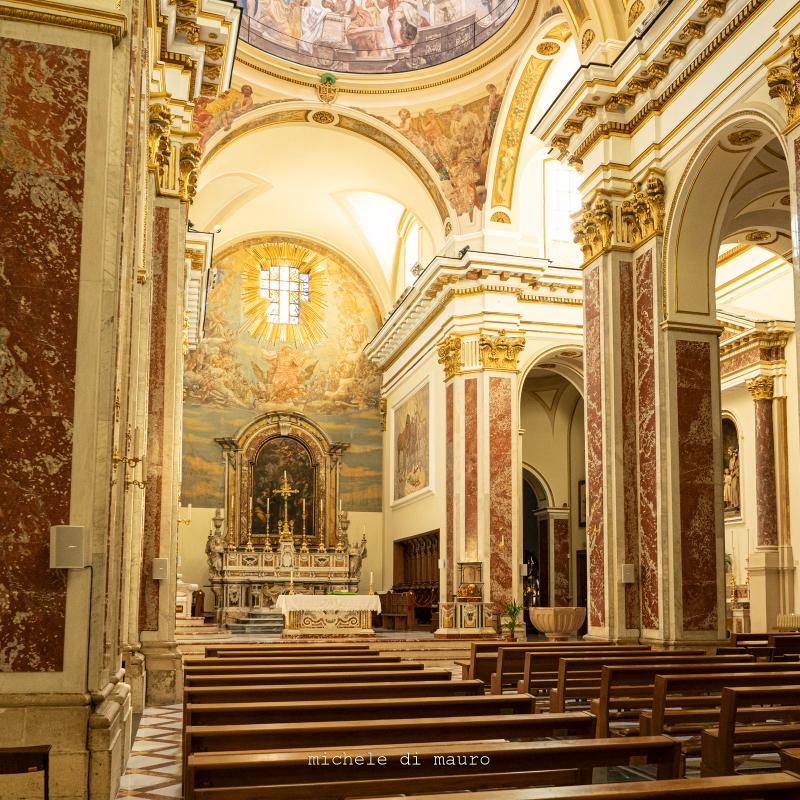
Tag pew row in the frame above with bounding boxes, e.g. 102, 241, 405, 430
187, 736, 682, 800
203, 644, 373, 657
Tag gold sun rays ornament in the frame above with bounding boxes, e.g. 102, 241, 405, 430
240, 242, 328, 347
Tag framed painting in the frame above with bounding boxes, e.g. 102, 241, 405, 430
578, 480, 586, 527
392, 382, 430, 503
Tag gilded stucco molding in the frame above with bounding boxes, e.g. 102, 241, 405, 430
437, 335, 463, 381
379, 398, 387, 431
178, 142, 201, 203
478, 330, 526, 371
148, 103, 173, 179
766, 35, 800, 129
0, 1, 127, 44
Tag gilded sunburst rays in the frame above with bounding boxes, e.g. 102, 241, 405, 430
240, 242, 328, 347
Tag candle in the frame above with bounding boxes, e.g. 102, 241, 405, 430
133, 426, 141, 456
187, 503, 192, 522
369, 571, 373, 585
338, 499, 342, 513
362, 524, 366, 537
302, 498, 306, 515
249, 496, 253, 514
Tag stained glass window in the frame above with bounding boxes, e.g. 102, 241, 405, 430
259, 265, 309, 325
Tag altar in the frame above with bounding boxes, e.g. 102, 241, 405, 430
276, 594, 382, 638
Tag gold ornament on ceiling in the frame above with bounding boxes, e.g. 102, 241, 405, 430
781, 195, 790, 206
536, 41, 560, 56
627, 0, 644, 26
240, 242, 328, 347
581, 30, 595, 51
727, 129, 761, 146
311, 110, 335, 125
491, 211, 511, 224
745, 230, 770, 242
317, 73, 339, 105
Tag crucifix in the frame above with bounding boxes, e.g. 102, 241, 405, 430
273, 470, 299, 542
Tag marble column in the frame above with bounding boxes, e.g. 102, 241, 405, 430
746, 374, 780, 632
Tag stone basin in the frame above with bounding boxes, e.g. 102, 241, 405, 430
528, 606, 586, 641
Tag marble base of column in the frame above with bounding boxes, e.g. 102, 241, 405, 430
747, 547, 780, 633
87, 680, 132, 800
141, 641, 183, 704
123, 647, 146, 714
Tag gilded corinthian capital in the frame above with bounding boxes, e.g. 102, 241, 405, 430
767, 35, 800, 126
437, 335, 463, 381
746, 375, 774, 401
478, 330, 526, 371
179, 143, 202, 203
148, 104, 172, 178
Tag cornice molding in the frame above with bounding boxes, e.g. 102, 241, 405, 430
0, 0, 128, 44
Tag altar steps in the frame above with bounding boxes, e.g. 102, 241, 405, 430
225, 609, 285, 635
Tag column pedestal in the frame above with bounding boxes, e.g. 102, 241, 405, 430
141, 641, 183, 705
747, 547, 781, 634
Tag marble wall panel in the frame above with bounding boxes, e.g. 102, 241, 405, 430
635, 250, 659, 629
584, 264, 605, 628
552, 518, 570, 606
464, 378, 478, 561
618, 261, 640, 630
675, 339, 718, 631
139, 208, 170, 631
489, 376, 513, 610
445, 382, 454, 599
0, 39, 89, 671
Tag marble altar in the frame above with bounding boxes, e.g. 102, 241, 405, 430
276, 593, 382, 638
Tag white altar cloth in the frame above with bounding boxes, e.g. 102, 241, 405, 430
276, 594, 382, 617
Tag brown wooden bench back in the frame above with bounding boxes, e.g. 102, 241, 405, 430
183, 654, 394, 667
184, 661, 416, 677
184, 666, 430, 687
204, 644, 373, 657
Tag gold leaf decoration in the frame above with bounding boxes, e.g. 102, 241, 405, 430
240, 242, 328, 347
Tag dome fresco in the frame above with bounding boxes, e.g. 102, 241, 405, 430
237, 0, 519, 74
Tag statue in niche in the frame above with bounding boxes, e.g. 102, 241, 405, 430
722, 417, 741, 514
726, 447, 740, 510
205, 529, 225, 578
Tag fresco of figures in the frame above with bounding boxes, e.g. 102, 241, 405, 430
393, 382, 430, 501
238, 0, 519, 73
182, 237, 383, 511
381, 83, 504, 218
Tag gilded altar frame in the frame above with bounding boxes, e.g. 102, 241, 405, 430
216, 412, 348, 549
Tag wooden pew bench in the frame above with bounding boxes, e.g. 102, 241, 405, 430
514, 648, 654, 699
701, 685, 800, 776
591, 660, 800, 736
491, 646, 650, 695
460, 640, 613, 681
549, 653, 741, 713
203, 644, 373, 657
183, 661, 414, 679
187, 736, 681, 800
642, 671, 800, 743
363, 772, 800, 799
184, 666, 431, 687
184, 654, 395, 669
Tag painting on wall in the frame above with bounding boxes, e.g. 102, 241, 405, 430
393, 382, 430, 501
251, 437, 315, 538
236, 0, 519, 75
181, 236, 383, 511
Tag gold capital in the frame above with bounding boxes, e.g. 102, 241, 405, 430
478, 330, 525, 372
746, 375, 774, 401
437, 335, 463, 381
767, 36, 800, 127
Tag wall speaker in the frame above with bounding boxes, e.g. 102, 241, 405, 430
152, 558, 169, 580
50, 526, 91, 569
621, 563, 636, 584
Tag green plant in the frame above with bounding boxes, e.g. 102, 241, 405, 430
504, 599, 522, 633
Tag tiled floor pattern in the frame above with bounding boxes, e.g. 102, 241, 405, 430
116, 705, 183, 799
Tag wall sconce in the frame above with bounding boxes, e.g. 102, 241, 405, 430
178, 502, 192, 526
113, 425, 146, 491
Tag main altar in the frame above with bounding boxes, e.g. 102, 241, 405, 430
276, 594, 381, 638
206, 413, 368, 624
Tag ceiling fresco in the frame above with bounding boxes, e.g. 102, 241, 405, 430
236, 0, 519, 74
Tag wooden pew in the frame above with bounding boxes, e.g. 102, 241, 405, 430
184, 661, 417, 678
184, 666, 432, 687
514, 648, 653, 698
185, 692, 534, 728
203, 644, 373, 657
590, 660, 800, 736
701, 685, 800, 776
183, 654, 395, 668
549, 653, 742, 712
491, 645, 651, 694
359, 772, 800, 799
458, 640, 612, 681
780, 746, 800, 772
186, 710, 597, 757
188, 736, 681, 800
643, 671, 800, 741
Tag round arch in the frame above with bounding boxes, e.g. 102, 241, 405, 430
517, 344, 585, 407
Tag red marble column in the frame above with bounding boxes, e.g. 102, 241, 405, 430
0, 39, 89, 671
489, 376, 513, 610
675, 339, 718, 631
748, 376, 778, 548
635, 250, 659, 629
445, 382, 454, 599
464, 377, 478, 560
552, 518, 570, 606
584, 264, 605, 628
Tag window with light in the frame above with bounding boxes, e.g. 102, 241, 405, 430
545, 160, 582, 243
259, 265, 310, 325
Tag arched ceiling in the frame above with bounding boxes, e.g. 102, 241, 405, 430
192, 113, 447, 310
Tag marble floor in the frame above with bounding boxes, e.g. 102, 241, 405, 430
116, 705, 183, 799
